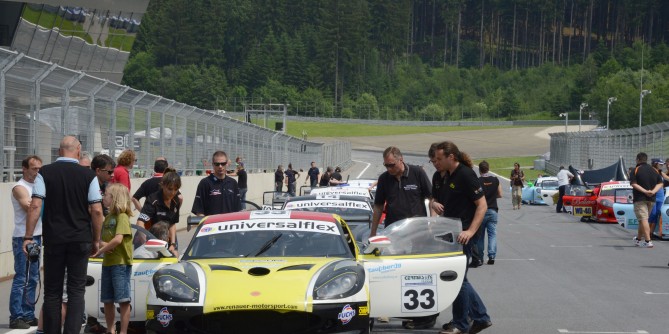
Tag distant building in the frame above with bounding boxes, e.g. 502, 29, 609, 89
0, 0, 150, 83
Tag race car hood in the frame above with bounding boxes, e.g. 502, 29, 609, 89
192, 257, 346, 313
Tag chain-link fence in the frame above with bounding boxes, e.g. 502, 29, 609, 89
1, 48, 351, 182
548, 122, 669, 174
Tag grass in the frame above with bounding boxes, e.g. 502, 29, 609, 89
474, 156, 547, 181
22, 7, 93, 44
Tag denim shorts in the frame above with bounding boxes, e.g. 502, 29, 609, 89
100, 265, 132, 303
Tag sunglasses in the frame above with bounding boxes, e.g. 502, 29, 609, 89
100, 169, 113, 175
383, 162, 397, 168
213, 161, 228, 167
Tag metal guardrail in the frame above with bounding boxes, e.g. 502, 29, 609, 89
548, 122, 669, 174
0, 48, 351, 182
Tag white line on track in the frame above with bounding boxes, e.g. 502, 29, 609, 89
557, 330, 648, 333
5, 329, 34, 334
353, 160, 371, 179
644, 291, 669, 295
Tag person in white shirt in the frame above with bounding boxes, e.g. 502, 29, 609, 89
556, 166, 574, 213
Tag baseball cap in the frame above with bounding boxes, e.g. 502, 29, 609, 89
651, 158, 664, 165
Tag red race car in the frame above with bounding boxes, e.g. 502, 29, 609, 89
562, 181, 632, 223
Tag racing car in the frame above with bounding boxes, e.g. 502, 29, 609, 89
562, 181, 632, 223
520, 176, 559, 205
281, 194, 376, 242
145, 211, 466, 333
309, 186, 373, 199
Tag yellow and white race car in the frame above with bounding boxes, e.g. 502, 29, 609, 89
143, 210, 466, 333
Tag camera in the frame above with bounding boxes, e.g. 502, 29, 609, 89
26, 243, 41, 263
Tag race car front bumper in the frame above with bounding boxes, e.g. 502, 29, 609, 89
146, 302, 370, 333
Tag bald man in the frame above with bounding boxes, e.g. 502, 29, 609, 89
23, 136, 104, 334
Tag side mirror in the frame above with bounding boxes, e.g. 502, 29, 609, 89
364, 235, 392, 255
187, 215, 204, 232
144, 239, 172, 257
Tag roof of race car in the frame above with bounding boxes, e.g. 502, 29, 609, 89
309, 186, 372, 197
285, 194, 371, 202
201, 210, 340, 226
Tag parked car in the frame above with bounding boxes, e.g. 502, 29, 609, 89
144, 211, 467, 333
562, 181, 632, 223
521, 176, 559, 205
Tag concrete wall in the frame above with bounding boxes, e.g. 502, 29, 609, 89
0, 172, 309, 279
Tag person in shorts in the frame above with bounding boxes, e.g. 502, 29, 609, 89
95, 183, 134, 333
629, 152, 663, 248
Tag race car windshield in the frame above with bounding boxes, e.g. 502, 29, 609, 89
540, 180, 559, 190
184, 224, 353, 259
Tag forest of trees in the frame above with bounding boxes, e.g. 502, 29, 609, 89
123, 0, 669, 129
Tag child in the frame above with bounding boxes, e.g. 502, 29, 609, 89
96, 183, 134, 334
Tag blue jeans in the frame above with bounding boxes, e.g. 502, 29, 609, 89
239, 188, 248, 210
476, 209, 498, 259
649, 187, 664, 228
101, 265, 132, 303
452, 242, 491, 332
10, 236, 42, 321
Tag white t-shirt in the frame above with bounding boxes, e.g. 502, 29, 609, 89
12, 178, 42, 237
557, 169, 574, 187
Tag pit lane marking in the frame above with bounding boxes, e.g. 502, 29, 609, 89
644, 291, 669, 295
5, 329, 33, 334
550, 245, 593, 248
353, 159, 371, 179
557, 330, 648, 333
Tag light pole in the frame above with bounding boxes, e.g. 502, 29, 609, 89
579, 102, 588, 132
639, 89, 651, 139
606, 97, 616, 130
559, 112, 568, 133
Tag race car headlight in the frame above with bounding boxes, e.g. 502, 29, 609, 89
313, 260, 365, 300
153, 266, 200, 303
600, 199, 613, 208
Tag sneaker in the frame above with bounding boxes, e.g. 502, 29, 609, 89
639, 240, 654, 248
9, 318, 30, 329
442, 321, 456, 330
469, 320, 492, 334
376, 317, 389, 323
25, 318, 38, 326
487, 258, 495, 265
633, 236, 640, 246
468, 259, 483, 268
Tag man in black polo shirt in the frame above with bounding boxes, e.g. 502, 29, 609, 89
192, 150, 241, 216
428, 141, 492, 334
630, 152, 663, 248
23, 136, 104, 334
369, 146, 431, 237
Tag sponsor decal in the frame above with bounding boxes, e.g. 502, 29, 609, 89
213, 304, 298, 311
311, 188, 370, 197
403, 274, 434, 286
292, 200, 370, 210
571, 198, 596, 206
200, 226, 212, 233
358, 305, 369, 316
196, 220, 338, 237
157, 307, 173, 327
573, 206, 593, 216
338, 304, 356, 325
367, 263, 401, 273
134, 269, 159, 277
403, 184, 418, 191
250, 210, 291, 218
601, 182, 630, 190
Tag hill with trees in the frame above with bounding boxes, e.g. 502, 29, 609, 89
123, 0, 669, 129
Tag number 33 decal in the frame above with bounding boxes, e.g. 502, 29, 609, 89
403, 288, 435, 310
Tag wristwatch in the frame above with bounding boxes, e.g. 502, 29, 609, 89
23, 236, 33, 241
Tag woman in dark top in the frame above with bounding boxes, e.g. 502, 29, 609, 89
331, 167, 343, 184
320, 166, 333, 186
137, 168, 182, 256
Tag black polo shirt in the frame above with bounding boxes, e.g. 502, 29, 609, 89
630, 163, 663, 202
308, 167, 320, 183
138, 189, 181, 229
191, 174, 241, 215
275, 170, 284, 183
374, 163, 431, 225
285, 170, 298, 183
433, 163, 484, 229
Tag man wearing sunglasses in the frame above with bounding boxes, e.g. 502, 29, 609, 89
192, 150, 241, 216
